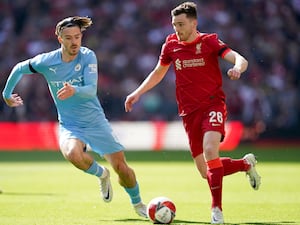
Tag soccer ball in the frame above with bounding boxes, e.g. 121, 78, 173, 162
147, 196, 176, 224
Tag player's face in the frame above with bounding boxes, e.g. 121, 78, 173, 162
172, 14, 197, 42
58, 26, 82, 57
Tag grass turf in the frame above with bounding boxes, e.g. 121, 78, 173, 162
0, 145, 299, 225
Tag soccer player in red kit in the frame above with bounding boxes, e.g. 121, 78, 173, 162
125, 2, 261, 224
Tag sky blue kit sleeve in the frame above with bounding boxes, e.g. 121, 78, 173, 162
73, 51, 98, 98
2, 60, 32, 99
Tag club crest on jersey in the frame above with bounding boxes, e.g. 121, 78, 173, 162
75, 63, 81, 71
195, 43, 202, 54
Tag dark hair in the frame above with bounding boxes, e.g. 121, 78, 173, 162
171, 2, 197, 19
55, 16, 92, 36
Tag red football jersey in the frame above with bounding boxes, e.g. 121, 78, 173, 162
159, 32, 231, 116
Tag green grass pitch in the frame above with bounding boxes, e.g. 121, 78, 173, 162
0, 145, 299, 225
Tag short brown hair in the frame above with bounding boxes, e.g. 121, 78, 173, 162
55, 16, 92, 36
171, 2, 197, 19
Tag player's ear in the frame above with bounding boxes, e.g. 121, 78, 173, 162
193, 18, 198, 28
57, 36, 63, 44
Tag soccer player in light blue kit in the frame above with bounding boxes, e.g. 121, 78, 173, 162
2, 16, 147, 218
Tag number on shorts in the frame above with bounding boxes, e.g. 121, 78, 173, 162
209, 111, 223, 124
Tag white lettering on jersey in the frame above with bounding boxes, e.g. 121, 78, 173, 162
175, 58, 205, 70
183, 58, 205, 68
50, 76, 84, 88
88, 64, 97, 73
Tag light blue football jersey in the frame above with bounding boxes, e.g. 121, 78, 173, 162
2, 47, 124, 155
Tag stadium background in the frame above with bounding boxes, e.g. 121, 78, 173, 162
0, 0, 299, 145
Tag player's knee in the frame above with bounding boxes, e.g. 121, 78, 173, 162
114, 161, 127, 174
63, 148, 83, 166
203, 145, 218, 160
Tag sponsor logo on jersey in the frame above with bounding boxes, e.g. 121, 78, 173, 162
49, 67, 57, 74
175, 59, 182, 70
88, 64, 97, 73
174, 58, 205, 70
50, 76, 84, 88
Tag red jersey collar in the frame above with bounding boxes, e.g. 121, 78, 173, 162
179, 31, 201, 46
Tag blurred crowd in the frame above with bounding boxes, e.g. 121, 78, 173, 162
0, 0, 299, 136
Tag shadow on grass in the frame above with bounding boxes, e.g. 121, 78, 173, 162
100, 218, 298, 225
173, 219, 208, 224
227, 222, 297, 225
110, 218, 206, 224
172, 221, 299, 225
0, 191, 58, 196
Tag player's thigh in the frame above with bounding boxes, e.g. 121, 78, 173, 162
60, 138, 85, 158
182, 110, 204, 158
203, 131, 222, 160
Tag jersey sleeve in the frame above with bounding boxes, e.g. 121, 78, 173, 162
2, 59, 34, 99
204, 33, 230, 58
159, 37, 172, 66
73, 50, 98, 98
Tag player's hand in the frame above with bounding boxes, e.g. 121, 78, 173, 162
227, 67, 241, 80
4, 93, 23, 107
57, 82, 75, 100
125, 93, 140, 112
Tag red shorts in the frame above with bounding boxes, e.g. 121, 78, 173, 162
181, 100, 227, 158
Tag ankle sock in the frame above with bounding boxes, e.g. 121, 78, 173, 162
85, 160, 104, 177
125, 182, 141, 205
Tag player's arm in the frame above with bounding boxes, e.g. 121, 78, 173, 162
125, 62, 170, 112
223, 50, 248, 80
2, 60, 33, 107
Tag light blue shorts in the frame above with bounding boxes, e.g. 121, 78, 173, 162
59, 121, 124, 157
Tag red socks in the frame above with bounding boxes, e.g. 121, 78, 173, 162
206, 157, 251, 210
206, 158, 224, 210
221, 157, 250, 176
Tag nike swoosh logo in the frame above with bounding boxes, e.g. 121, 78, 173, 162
252, 179, 256, 188
212, 215, 220, 223
173, 48, 181, 52
104, 189, 110, 200
212, 214, 223, 223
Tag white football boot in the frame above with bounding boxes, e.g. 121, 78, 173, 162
133, 202, 147, 218
243, 153, 261, 190
211, 207, 224, 224
99, 168, 113, 202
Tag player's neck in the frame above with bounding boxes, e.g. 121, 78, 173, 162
181, 31, 199, 44
61, 52, 77, 62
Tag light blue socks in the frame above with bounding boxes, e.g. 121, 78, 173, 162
125, 182, 141, 204
85, 160, 104, 177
